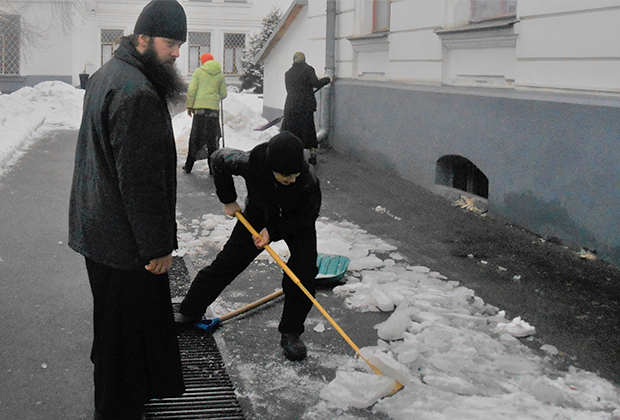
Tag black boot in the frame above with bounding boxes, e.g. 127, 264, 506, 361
280, 333, 307, 361
308, 148, 317, 166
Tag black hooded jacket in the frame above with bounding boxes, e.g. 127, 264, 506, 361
211, 143, 321, 241
68, 37, 178, 270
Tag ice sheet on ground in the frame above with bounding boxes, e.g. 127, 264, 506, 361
175, 212, 620, 418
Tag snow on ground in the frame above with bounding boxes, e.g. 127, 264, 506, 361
173, 90, 279, 157
0, 82, 276, 177
177, 214, 620, 420
2, 81, 619, 419
0, 81, 84, 176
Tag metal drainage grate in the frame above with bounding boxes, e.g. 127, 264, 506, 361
144, 330, 245, 419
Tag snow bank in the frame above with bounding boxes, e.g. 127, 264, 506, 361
172, 90, 279, 155
0, 81, 84, 173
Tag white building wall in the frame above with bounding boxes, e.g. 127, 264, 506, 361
515, 0, 620, 93
18, 5, 73, 76
389, 0, 443, 83
262, 1, 328, 113
1, 0, 280, 91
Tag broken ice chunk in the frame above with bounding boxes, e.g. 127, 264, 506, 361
495, 316, 536, 337
319, 370, 396, 410
374, 300, 413, 340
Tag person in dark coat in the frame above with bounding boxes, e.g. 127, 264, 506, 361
281, 51, 331, 165
68, 1, 187, 418
175, 132, 321, 361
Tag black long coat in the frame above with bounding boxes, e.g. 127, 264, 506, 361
282, 62, 330, 149
69, 37, 178, 271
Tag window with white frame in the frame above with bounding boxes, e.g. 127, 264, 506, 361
101, 29, 123, 66
0, 14, 20, 75
470, 0, 517, 23
188, 32, 211, 72
223, 33, 245, 75
373, 0, 390, 32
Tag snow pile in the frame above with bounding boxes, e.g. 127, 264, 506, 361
0, 81, 84, 172
0, 80, 275, 176
177, 212, 620, 420
172, 90, 279, 156
324, 256, 619, 418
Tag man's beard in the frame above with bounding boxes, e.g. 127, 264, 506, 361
141, 44, 186, 104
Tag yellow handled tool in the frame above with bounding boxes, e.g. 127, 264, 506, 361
235, 211, 403, 392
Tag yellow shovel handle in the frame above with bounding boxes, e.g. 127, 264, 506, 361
235, 211, 386, 376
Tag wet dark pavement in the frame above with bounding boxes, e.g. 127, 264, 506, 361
313, 148, 620, 386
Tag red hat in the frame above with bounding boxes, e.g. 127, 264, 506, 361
200, 53, 214, 65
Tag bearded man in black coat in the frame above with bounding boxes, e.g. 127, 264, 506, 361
281, 51, 331, 165
68, 1, 187, 418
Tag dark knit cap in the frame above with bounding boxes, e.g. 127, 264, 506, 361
266, 132, 305, 175
134, 0, 187, 42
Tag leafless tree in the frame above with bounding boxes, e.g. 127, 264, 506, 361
0, 0, 82, 51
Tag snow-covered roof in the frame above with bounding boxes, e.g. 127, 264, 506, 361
254, 0, 306, 64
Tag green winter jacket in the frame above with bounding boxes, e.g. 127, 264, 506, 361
186, 60, 227, 110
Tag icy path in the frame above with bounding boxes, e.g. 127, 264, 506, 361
176, 214, 620, 420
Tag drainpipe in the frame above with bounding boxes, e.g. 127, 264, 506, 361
317, 0, 336, 147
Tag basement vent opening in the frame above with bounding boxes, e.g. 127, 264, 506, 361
435, 155, 489, 199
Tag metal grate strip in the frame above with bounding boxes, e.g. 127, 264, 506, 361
144, 330, 245, 420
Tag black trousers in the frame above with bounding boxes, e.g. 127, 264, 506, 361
185, 111, 220, 173
179, 211, 318, 335
85, 259, 184, 420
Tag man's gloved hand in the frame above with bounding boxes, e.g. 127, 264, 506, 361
187, 107, 194, 117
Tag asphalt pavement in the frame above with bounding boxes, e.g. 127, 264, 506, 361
1, 129, 619, 420
175, 145, 620, 419
0, 129, 92, 420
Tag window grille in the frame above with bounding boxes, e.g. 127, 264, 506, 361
0, 15, 20, 75
223, 33, 245, 75
471, 0, 517, 22
101, 29, 123, 66
373, 0, 390, 32
188, 31, 211, 72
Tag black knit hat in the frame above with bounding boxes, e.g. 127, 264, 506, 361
266, 132, 305, 175
134, 0, 187, 42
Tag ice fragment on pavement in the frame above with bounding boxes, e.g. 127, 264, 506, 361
374, 300, 413, 340
493, 355, 540, 374
313, 322, 326, 333
362, 348, 414, 385
540, 344, 559, 355
348, 255, 384, 271
372, 288, 395, 312
520, 377, 566, 406
495, 316, 536, 337
319, 370, 396, 410
423, 373, 479, 395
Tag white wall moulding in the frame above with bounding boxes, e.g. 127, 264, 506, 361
435, 18, 519, 49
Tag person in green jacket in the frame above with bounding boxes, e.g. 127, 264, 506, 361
183, 53, 227, 174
